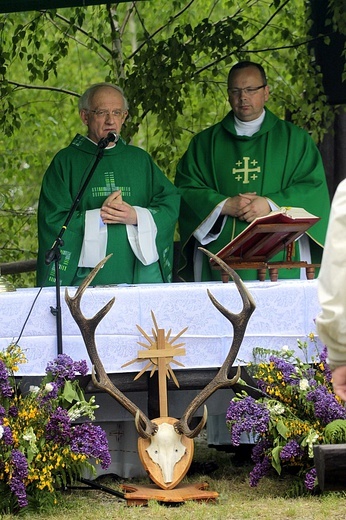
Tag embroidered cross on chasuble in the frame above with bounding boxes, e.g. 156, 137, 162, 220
232, 156, 261, 184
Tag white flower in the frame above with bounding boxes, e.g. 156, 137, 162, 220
68, 396, 99, 421
29, 385, 40, 394
299, 378, 310, 391
281, 345, 289, 352
22, 427, 38, 453
267, 401, 285, 415
303, 430, 319, 458
44, 383, 54, 393
23, 429, 36, 443
0, 425, 4, 439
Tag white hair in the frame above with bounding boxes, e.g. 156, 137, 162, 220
78, 83, 129, 111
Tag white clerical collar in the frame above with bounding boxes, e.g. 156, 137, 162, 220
85, 135, 116, 148
234, 110, 266, 136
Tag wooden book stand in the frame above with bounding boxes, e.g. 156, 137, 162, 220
209, 209, 321, 282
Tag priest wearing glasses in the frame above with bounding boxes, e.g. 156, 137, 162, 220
174, 61, 330, 282
37, 83, 180, 287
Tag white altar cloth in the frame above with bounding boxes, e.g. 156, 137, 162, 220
0, 279, 321, 377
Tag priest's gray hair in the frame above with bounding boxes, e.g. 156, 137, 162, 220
78, 83, 129, 112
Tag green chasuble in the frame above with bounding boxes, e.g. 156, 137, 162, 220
175, 108, 331, 281
37, 135, 180, 286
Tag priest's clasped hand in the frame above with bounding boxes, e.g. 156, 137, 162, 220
237, 193, 271, 222
221, 191, 271, 222
100, 189, 138, 225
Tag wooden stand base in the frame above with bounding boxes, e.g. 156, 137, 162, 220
121, 482, 219, 506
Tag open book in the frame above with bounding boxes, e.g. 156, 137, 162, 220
210, 207, 320, 265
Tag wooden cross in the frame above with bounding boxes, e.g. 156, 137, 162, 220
121, 311, 187, 417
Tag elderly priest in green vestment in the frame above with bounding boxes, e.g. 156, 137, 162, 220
174, 61, 330, 282
36, 83, 180, 287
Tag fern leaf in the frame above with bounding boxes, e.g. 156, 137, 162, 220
324, 419, 346, 443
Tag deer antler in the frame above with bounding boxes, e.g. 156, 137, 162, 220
174, 248, 256, 438
65, 255, 157, 439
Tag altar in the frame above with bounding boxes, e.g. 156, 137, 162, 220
0, 279, 322, 478
0, 279, 321, 374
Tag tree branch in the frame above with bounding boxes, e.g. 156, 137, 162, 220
194, 0, 295, 77
127, 0, 197, 60
7, 81, 80, 98
46, 14, 109, 63
119, 1, 136, 35
52, 10, 112, 54
107, 3, 126, 79
194, 33, 330, 78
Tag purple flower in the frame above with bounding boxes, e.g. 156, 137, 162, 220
70, 423, 111, 469
2, 425, 14, 445
319, 346, 332, 383
279, 439, 304, 461
0, 359, 13, 398
319, 345, 328, 364
46, 407, 72, 442
269, 356, 298, 385
304, 366, 315, 381
9, 449, 28, 508
226, 396, 270, 446
308, 378, 318, 389
8, 405, 18, 417
45, 355, 88, 388
304, 467, 317, 490
306, 386, 346, 424
249, 455, 271, 486
73, 360, 89, 377
251, 438, 271, 463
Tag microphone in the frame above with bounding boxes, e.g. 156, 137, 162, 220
97, 132, 119, 149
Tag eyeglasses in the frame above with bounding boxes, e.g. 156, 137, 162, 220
88, 109, 126, 118
228, 85, 267, 96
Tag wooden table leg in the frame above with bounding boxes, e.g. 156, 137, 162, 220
221, 271, 230, 283
305, 266, 315, 280
257, 268, 267, 281
269, 268, 278, 282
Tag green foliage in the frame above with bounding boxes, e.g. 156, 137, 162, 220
324, 419, 346, 444
0, 0, 343, 286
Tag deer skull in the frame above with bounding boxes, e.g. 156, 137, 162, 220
146, 422, 186, 483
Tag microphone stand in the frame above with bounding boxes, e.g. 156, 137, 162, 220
45, 135, 114, 355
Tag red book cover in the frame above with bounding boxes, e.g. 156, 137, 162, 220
210, 207, 320, 264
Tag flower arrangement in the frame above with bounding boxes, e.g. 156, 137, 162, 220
0, 343, 111, 514
226, 335, 346, 495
